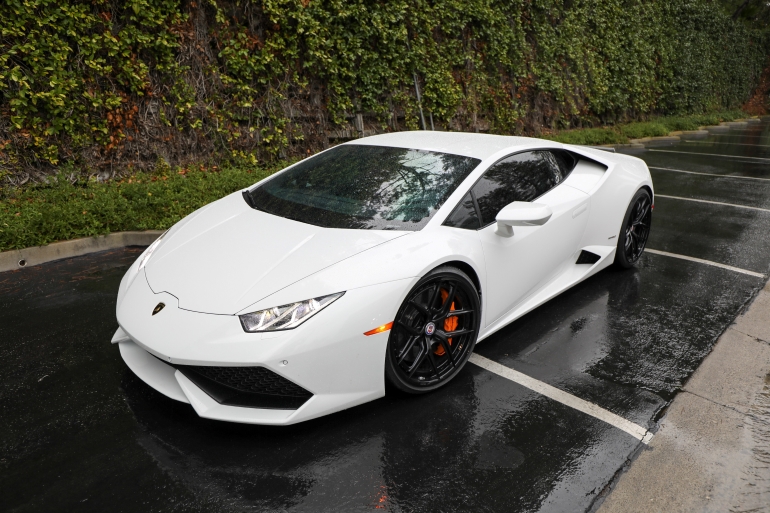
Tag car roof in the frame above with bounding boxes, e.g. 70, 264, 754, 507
344, 131, 554, 160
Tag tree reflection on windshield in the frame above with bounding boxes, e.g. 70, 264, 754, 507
247, 144, 480, 230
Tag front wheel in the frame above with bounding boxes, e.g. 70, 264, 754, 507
614, 188, 652, 269
385, 266, 481, 394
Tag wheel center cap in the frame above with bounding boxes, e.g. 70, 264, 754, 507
425, 322, 436, 336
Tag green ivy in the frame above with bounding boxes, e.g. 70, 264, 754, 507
0, 0, 766, 178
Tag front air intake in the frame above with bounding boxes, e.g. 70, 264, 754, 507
176, 365, 312, 410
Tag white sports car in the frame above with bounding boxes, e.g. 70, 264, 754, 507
112, 131, 653, 425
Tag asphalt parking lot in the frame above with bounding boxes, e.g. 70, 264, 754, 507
2, 120, 769, 513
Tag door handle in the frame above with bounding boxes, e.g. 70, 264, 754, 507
572, 204, 588, 219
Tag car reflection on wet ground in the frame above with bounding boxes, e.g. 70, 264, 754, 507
1, 120, 769, 513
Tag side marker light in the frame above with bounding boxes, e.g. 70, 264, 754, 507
364, 322, 393, 336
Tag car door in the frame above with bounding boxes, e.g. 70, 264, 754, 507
446, 150, 590, 326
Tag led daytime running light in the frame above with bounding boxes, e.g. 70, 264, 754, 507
239, 292, 344, 332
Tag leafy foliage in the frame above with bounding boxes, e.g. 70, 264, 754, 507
544, 109, 748, 145
0, 162, 277, 250
0, 0, 767, 182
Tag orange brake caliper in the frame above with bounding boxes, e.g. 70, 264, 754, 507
434, 288, 458, 356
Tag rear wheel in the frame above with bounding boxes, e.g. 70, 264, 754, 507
614, 188, 652, 269
385, 267, 480, 394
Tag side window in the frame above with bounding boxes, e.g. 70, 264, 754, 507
552, 149, 579, 177
443, 192, 480, 229
472, 150, 573, 226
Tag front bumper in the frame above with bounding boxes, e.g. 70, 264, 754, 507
115, 270, 411, 425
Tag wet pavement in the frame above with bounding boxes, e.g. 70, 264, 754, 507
2, 121, 770, 513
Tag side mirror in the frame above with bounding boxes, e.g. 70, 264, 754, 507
495, 202, 553, 237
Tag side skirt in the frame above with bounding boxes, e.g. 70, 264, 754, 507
477, 245, 616, 343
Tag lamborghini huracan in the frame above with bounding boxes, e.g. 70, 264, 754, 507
112, 131, 653, 424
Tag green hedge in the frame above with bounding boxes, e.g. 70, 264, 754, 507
0, 163, 278, 251
544, 109, 749, 145
0, 0, 767, 180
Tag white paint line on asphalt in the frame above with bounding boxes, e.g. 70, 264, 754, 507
649, 166, 770, 182
682, 140, 770, 149
693, 132, 767, 138
644, 249, 766, 278
469, 354, 652, 443
647, 149, 770, 162
655, 194, 770, 213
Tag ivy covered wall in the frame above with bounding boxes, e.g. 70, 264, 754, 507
0, 0, 766, 182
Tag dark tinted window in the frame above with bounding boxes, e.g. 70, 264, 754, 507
553, 150, 579, 176
246, 145, 480, 230
443, 192, 480, 229
472, 150, 572, 226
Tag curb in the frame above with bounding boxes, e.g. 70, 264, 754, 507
598, 279, 770, 512
617, 117, 763, 150
0, 231, 163, 273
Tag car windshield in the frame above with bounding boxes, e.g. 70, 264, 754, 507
245, 144, 480, 230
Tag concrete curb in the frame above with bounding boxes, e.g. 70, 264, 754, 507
598, 279, 770, 512
615, 118, 763, 150
0, 231, 163, 273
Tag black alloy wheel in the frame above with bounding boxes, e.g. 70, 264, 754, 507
385, 266, 481, 394
615, 188, 653, 269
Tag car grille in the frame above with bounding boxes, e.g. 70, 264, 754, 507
185, 365, 311, 397
175, 364, 312, 410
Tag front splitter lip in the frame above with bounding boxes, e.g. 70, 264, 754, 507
175, 369, 381, 425
118, 337, 384, 425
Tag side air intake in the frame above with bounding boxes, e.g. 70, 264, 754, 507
576, 250, 601, 265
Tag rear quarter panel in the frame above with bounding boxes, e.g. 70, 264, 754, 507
565, 148, 653, 249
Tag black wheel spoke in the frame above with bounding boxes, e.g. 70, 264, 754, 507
426, 350, 441, 378
407, 344, 428, 378
428, 282, 443, 312
408, 300, 431, 317
397, 335, 420, 365
396, 320, 421, 336
437, 338, 456, 366
633, 216, 649, 228
633, 201, 649, 224
443, 308, 473, 316
438, 283, 457, 318
442, 328, 475, 338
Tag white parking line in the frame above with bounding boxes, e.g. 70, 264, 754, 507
698, 132, 766, 137
655, 194, 770, 213
645, 249, 765, 278
469, 354, 652, 443
649, 166, 770, 182
647, 149, 770, 162
682, 140, 770, 149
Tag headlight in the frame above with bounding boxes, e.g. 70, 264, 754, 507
239, 292, 344, 332
138, 230, 168, 270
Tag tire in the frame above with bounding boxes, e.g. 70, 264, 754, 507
385, 266, 481, 394
614, 188, 653, 269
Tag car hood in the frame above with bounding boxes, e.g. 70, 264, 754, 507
144, 193, 408, 314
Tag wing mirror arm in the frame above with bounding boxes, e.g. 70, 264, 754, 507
495, 223, 515, 237
494, 202, 553, 238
